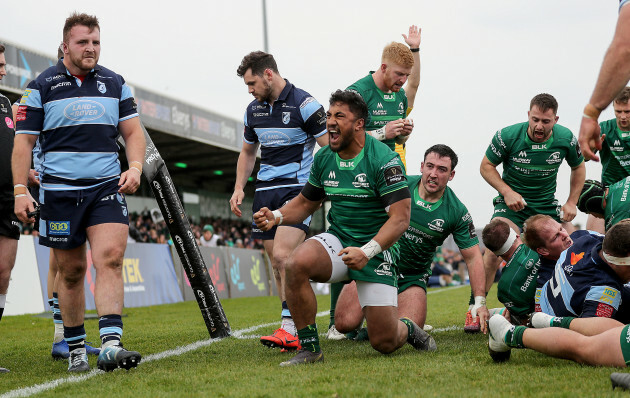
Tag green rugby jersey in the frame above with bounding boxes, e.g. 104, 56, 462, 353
397, 175, 478, 275
604, 176, 630, 230
600, 119, 630, 185
497, 244, 540, 317
347, 73, 408, 152
308, 135, 409, 248
485, 122, 584, 206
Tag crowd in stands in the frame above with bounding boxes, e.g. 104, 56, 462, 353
20, 209, 268, 250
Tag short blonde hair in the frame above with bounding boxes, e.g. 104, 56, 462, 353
381, 42, 414, 68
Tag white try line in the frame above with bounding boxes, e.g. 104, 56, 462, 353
2, 285, 468, 397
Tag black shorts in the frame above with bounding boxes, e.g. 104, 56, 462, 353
0, 199, 20, 240
39, 179, 129, 249
251, 186, 310, 240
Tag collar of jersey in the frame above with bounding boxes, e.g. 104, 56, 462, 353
412, 177, 443, 212
335, 148, 365, 170
523, 125, 554, 148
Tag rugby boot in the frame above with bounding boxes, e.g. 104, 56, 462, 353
325, 325, 346, 341
260, 328, 301, 350
403, 317, 437, 351
279, 349, 324, 367
97, 344, 141, 372
68, 349, 90, 373
52, 340, 101, 360
464, 310, 481, 333
611, 373, 630, 390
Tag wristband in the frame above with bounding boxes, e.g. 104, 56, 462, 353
14, 194, 27, 198
410, 48, 420, 53
474, 296, 487, 307
583, 103, 602, 120
271, 210, 283, 226
130, 161, 143, 168
360, 239, 382, 260
369, 127, 386, 141
130, 166, 142, 174
14, 185, 27, 196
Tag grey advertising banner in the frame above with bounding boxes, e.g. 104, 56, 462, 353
0, 42, 56, 94
225, 247, 270, 299
0, 39, 243, 151
133, 86, 243, 151
171, 246, 230, 301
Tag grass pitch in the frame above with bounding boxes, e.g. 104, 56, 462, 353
0, 284, 626, 397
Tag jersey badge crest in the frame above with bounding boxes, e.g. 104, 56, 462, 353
428, 219, 444, 232
97, 81, 107, 94
282, 112, 290, 125
570, 252, 584, 265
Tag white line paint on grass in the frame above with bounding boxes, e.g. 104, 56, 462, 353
2, 285, 468, 397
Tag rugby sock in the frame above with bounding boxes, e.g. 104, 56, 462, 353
0, 294, 5, 322
505, 325, 527, 348
99, 314, 123, 348
64, 324, 86, 353
280, 301, 297, 336
297, 324, 320, 353
329, 282, 343, 328
400, 317, 414, 339
52, 293, 64, 343
551, 316, 575, 329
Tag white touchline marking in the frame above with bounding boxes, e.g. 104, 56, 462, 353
2, 285, 469, 397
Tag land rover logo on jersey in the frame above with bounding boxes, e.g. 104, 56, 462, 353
352, 173, 370, 188
97, 81, 107, 94
64, 100, 106, 121
546, 151, 562, 164
282, 112, 290, 124
428, 219, 445, 232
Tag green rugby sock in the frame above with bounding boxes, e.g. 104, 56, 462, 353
297, 324, 320, 353
505, 325, 527, 348
329, 283, 343, 327
400, 318, 414, 339
552, 316, 575, 329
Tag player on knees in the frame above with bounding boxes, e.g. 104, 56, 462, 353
327, 25, 421, 341
473, 93, 585, 333
335, 144, 489, 339
255, 90, 435, 366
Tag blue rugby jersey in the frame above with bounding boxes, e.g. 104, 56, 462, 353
15, 59, 138, 190
538, 231, 624, 318
243, 80, 326, 191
